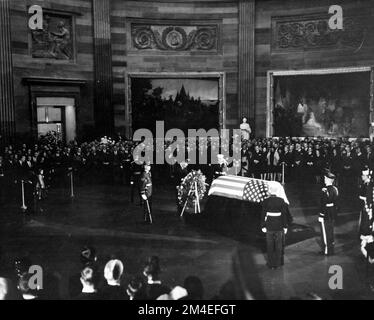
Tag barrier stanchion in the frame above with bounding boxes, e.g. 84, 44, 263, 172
21, 180, 27, 211
69, 168, 75, 199
282, 162, 285, 186
146, 199, 153, 224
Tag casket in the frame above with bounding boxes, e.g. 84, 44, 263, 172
191, 176, 290, 241
208, 175, 289, 204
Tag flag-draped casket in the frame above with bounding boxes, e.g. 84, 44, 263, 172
198, 176, 290, 238
208, 175, 289, 205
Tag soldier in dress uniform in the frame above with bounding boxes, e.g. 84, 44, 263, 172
172, 160, 189, 215
261, 184, 290, 269
0, 156, 5, 205
130, 155, 143, 205
358, 167, 373, 240
361, 233, 374, 291
318, 172, 339, 256
140, 162, 153, 224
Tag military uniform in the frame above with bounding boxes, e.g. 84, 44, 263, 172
140, 170, 153, 223
261, 195, 289, 268
0, 160, 5, 204
359, 178, 373, 239
319, 182, 339, 255
130, 160, 143, 204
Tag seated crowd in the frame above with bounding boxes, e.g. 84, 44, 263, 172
0, 247, 204, 300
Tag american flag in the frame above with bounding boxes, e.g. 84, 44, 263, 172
243, 178, 269, 203
208, 175, 289, 204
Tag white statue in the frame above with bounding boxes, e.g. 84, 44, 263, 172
240, 117, 251, 140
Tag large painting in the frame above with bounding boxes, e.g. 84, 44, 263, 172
130, 77, 220, 134
272, 71, 371, 138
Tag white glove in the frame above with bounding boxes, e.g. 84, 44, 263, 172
262, 227, 267, 233
141, 194, 147, 200
284, 228, 288, 234
318, 217, 323, 223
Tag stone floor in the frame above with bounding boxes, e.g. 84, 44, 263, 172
0, 178, 374, 300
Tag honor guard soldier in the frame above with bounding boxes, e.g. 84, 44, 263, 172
0, 156, 5, 204
140, 162, 153, 224
172, 160, 189, 215
130, 155, 143, 205
318, 172, 339, 256
261, 184, 290, 269
361, 234, 374, 290
359, 167, 373, 240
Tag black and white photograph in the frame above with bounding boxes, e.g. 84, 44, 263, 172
1, 0, 374, 308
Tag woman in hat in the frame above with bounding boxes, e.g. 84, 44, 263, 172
101, 259, 125, 300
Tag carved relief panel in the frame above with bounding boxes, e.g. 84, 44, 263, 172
128, 19, 221, 54
272, 14, 367, 52
30, 10, 75, 60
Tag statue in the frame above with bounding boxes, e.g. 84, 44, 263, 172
50, 21, 72, 59
31, 15, 72, 60
240, 117, 252, 140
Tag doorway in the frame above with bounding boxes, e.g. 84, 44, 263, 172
36, 97, 76, 142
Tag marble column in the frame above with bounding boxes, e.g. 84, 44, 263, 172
238, 0, 255, 131
0, 0, 16, 143
92, 0, 114, 136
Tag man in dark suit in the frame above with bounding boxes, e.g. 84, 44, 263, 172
140, 162, 153, 224
111, 147, 123, 185
130, 155, 143, 204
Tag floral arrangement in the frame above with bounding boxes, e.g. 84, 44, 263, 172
177, 170, 208, 211
38, 131, 61, 146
